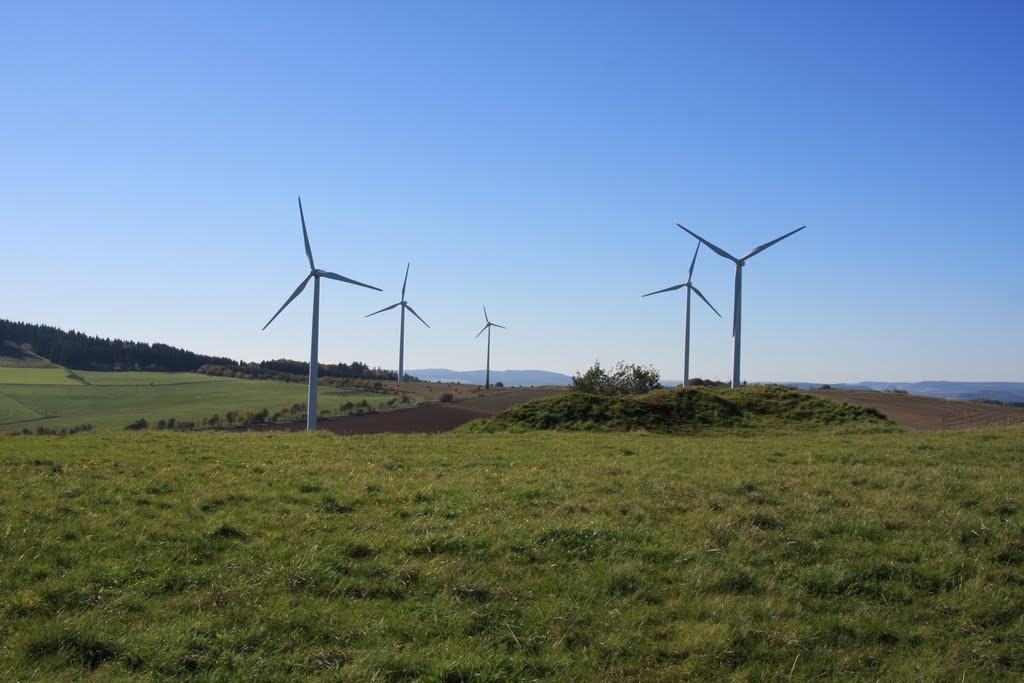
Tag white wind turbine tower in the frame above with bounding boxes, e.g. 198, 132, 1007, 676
677, 223, 806, 389
475, 306, 506, 389
643, 243, 721, 387
365, 263, 429, 383
262, 197, 382, 431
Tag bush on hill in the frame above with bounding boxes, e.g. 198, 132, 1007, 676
571, 361, 662, 396
464, 384, 889, 434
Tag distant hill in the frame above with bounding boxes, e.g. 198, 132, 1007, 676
785, 381, 1024, 405
409, 368, 573, 387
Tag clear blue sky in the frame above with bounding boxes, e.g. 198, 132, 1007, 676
2, 1, 1022, 383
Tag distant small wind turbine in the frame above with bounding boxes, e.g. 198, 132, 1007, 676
475, 306, 506, 389
262, 197, 382, 431
643, 243, 721, 387
677, 223, 806, 389
365, 263, 429, 383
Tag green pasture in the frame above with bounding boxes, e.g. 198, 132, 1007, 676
0, 367, 81, 386
0, 368, 394, 431
1, 425, 1022, 680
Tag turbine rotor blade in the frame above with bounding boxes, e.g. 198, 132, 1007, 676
483, 305, 490, 323
401, 262, 410, 299
319, 270, 383, 291
642, 283, 686, 297
677, 224, 738, 262
298, 197, 315, 270
404, 303, 430, 328
491, 323, 507, 330
475, 323, 489, 338
687, 243, 700, 283
365, 302, 401, 318
740, 225, 806, 261
262, 273, 313, 330
689, 284, 722, 317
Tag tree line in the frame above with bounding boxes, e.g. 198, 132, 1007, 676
197, 359, 398, 383
0, 319, 237, 371
1, 319, 396, 380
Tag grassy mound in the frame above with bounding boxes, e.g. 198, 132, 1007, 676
464, 384, 890, 433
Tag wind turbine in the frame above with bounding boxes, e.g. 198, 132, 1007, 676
262, 197, 382, 431
475, 306, 506, 389
677, 223, 806, 389
365, 262, 429, 383
643, 243, 721, 387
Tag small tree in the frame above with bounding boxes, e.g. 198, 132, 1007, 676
610, 361, 661, 395
571, 361, 611, 394
571, 361, 661, 396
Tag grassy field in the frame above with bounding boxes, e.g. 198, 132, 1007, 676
0, 367, 82, 386
1, 425, 1022, 680
0, 369, 396, 432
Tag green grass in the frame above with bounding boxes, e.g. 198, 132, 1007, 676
0, 369, 395, 431
466, 384, 891, 434
0, 367, 82, 386
1, 425, 1023, 680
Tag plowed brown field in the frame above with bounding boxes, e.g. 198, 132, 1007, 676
806, 389, 1024, 431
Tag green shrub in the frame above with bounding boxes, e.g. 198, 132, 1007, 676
571, 361, 661, 396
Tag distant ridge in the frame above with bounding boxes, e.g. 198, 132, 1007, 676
785, 381, 1024, 405
409, 368, 573, 387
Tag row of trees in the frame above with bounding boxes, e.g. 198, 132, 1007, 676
1, 319, 397, 382
197, 361, 398, 384
0, 319, 237, 371
3, 424, 93, 437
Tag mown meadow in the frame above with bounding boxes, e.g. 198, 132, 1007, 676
2, 423, 1023, 680
0, 369, 397, 433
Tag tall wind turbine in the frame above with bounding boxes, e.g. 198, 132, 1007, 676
365, 262, 429, 382
475, 306, 506, 389
262, 197, 382, 430
643, 243, 721, 387
677, 223, 806, 389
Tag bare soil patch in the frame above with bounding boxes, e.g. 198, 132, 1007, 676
807, 389, 1024, 431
